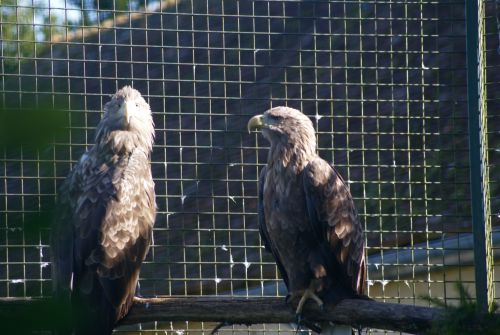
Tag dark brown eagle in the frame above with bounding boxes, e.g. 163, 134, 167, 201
51, 86, 156, 335
248, 107, 366, 331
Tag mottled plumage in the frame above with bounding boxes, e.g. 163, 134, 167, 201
248, 107, 366, 319
51, 86, 156, 335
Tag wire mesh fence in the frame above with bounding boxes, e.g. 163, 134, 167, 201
1, 0, 499, 334
485, 0, 500, 310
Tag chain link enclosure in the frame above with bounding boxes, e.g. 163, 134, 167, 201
1, 0, 499, 333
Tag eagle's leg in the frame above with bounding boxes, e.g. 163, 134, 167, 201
295, 284, 324, 316
285, 286, 324, 334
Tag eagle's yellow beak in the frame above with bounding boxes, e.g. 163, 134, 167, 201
120, 101, 133, 125
247, 114, 264, 133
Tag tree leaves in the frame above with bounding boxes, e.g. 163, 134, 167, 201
425, 283, 500, 335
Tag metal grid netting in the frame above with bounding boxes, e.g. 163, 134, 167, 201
484, 0, 500, 307
1, 0, 497, 333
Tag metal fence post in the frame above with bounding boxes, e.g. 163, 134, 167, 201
465, 0, 494, 313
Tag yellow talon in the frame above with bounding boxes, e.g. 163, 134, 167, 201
295, 286, 324, 315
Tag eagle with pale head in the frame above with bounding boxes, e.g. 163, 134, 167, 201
248, 106, 366, 332
51, 86, 156, 335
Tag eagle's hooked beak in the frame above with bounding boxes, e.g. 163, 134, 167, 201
247, 114, 264, 133
120, 101, 134, 125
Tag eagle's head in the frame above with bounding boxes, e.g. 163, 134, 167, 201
96, 86, 154, 152
247, 106, 316, 154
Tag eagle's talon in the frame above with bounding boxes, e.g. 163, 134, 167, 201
294, 286, 324, 316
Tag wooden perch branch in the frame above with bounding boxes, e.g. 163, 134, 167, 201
124, 297, 443, 334
0, 297, 444, 334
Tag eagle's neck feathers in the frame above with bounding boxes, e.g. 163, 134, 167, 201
98, 129, 153, 156
268, 138, 316, 174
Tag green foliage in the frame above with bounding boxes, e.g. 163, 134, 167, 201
0, 0, 151, 70
0, 94, 69, 151
0, 0, 70, 71
425, 284, 500, 335
2, 298, 74, 335
1, 1, 37, 61
0, 92, 68, 240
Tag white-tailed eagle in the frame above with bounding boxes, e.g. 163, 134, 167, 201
51, 86, 156, 335
248, 106, 366, 332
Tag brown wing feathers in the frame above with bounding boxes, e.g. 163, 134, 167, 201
303, 158, 366, 296
51, 87, 156, 335
258, 167, 291, 289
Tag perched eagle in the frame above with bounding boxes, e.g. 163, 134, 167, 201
248, 107, 366, 333
51, 86, 156, 335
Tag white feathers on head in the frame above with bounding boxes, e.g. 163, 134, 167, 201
96, 86, 155, 152
263, 106, 317, 152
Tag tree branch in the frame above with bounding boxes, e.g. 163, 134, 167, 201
0, 297, 444, 334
